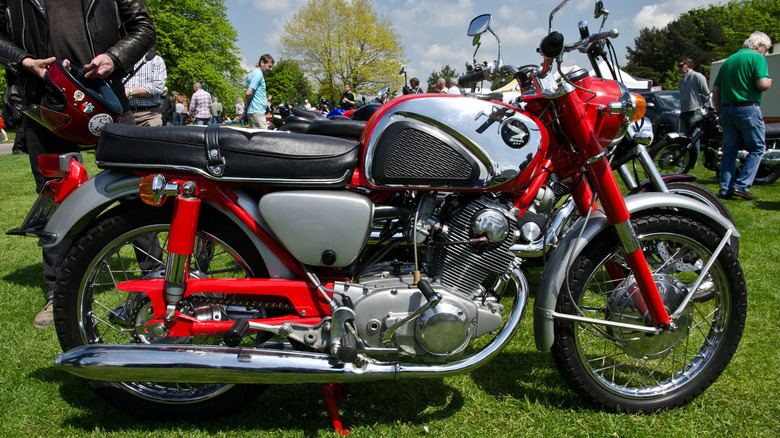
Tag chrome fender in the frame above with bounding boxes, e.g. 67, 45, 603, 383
533, 192, 739, 351
42, 170, 142, 247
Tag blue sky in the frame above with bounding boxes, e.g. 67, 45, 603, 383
226, 0, 722, 82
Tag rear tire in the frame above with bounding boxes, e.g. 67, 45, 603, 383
53, 202, 269, 418
551, 212, 746, 412
648, 137, 697, 174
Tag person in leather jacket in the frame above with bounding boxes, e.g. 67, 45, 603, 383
0, 0, 155, 329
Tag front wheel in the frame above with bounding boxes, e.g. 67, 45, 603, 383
648, 137, 697, 174
664, 181, 738, 256
53, 202, 269, 418
551, 212, 746, 412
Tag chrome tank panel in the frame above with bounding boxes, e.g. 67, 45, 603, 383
363, 95, 546, 190
258, 191, 373, 267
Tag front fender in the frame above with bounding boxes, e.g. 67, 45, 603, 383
533, 192, 739, 351
42, 170, 141, 247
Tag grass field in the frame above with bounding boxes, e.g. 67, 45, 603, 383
0, 150, 778, 437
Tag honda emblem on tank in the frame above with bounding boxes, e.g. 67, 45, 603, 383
88, 113, 114, 136
81, 101, 95, 114
500, 119, 530, 149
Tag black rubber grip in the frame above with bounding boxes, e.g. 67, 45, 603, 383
338, 333, 358, 363
458, 70, 486, 87
417, 279, 437, 301
224, 319, 250, 347
540, 31, 565, 58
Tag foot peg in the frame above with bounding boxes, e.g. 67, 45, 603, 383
223, 319, 249, 347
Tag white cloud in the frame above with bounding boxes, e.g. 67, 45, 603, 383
633, 1, 721, 29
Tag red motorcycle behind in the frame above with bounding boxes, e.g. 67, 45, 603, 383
9, 1, 744, 433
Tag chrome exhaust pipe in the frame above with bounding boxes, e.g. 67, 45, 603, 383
56, 268, 529, 384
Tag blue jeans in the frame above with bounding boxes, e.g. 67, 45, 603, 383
195, 118, 210, 125
719, 105, 765, 195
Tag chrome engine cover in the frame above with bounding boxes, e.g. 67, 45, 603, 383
338, 267, 504, 357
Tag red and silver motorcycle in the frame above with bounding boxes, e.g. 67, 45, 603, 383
9, 1, 745, 433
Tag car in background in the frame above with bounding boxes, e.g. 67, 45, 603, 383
639, 90, 681, 140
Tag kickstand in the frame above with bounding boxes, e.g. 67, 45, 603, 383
319, 383, 350, 435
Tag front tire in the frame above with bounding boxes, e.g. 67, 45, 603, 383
551, 212, 746, 412
53, 202, 269, 418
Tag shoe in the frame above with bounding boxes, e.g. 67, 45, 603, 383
717, 192, 732, 199
731, 188, 757, 200
34, 300, 54, 329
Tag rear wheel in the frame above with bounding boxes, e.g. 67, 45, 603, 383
551, 212, 746, 412
53, 202, 270, 418
648, 137, 697, 174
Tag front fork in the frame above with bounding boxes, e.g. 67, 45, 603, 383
560, 94, 672, 328
163, 193, 201, 320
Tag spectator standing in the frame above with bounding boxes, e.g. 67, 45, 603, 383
0, 114, 8, 141
210, 96, 223, 125
174, 97, 184, 125
0, 0, 155, 328
433, 77, 446, 93
447, 77, 461, 95
245, 54, 275, 129
189, 82, 212, 125
340, 83, 356, 110
712, 31, 773, 200
235, 98, 245, 126
409, 77, 424, 94
160, 89, 175, 126
124, 50, 167, 126
304, 99, 312, 110
677, 57, 710, 135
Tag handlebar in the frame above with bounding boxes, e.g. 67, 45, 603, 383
458, 69, 488, 87
564, 29, 618, 53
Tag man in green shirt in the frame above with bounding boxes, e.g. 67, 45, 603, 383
712, 31, 773, 200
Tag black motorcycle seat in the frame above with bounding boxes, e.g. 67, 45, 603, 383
95, 124, 360, 186
303, 119, 366, 140
765, 123, 780, 139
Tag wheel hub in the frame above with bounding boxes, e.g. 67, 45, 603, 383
607, 274, 692, 359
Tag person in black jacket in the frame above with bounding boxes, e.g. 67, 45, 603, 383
0, 0, 156, 328
161, 88, 176, 126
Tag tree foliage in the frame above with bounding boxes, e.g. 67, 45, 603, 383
265, 60, 313, 107
624, 0, 780, 88
144, 0, 245, 108
279, 0, 408, 105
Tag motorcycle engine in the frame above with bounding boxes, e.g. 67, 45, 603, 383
342, 195, 517, 358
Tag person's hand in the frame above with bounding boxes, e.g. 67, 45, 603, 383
83, 54, 115, 79
21, 57, 56, 79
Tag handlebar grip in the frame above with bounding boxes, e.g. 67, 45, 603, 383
540, 31, 565, 58
458, 70, 486, 87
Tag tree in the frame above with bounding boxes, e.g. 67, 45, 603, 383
144, 0, 245, 109
279, 0, 408, 105
426, 65, 458, 92
265, 60, 313, 107
625, 0, 780, 88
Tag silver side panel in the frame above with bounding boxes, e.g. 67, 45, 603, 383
259, 191, 374, 267
533, 192, 739, 351
41, 170, 142, 247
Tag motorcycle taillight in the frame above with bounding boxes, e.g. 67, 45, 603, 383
38, 152, 83, 178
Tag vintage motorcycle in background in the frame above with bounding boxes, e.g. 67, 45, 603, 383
648, 105, 780, 184
8, 1, 745, 433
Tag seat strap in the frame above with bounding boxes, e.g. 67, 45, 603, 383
205, 124, 225, 176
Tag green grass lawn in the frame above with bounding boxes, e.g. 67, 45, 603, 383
0, 151, 779, 437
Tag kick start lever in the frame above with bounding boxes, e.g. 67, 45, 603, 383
381, 279, 441, 346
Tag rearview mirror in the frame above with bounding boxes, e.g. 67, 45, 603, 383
467, 14, 491, 36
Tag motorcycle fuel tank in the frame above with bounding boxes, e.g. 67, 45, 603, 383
361, 94, 548, 190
